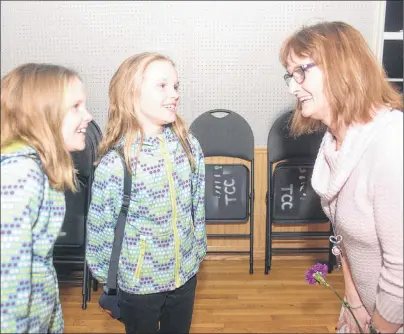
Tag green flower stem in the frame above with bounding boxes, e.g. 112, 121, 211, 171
327, 284, 364, 334
313, 273, 365, 334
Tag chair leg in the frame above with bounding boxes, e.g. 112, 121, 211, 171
249, 248, 254, 274
82, 293, 87, 309
266, 215, 273, 274
93, 277, 98, 292
264, 194, 269, 275
82, 260, 89, 309
249, 166, 255, 275
249, 203, 254, 275
268, 233, 272, 273
87, 269, 92, 302
264, 230, 269, 274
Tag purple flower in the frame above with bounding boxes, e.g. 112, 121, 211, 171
305, 263, 328, 285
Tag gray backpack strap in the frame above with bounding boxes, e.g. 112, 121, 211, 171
105, 149, 132, 293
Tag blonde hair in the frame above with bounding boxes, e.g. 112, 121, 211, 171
279, 21, 403, 136
97, 52, 195, 172
1, 63, 79, 192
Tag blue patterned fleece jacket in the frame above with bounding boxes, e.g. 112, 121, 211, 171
1, 143, 65, 333
86, 126, 207, 294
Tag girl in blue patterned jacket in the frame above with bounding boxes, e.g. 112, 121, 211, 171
1, 63, 92, 333
86, 52, 207, 334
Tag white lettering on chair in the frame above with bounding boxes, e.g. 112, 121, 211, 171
212, 166, 237, 206
281, 184, 293, 210
224, 179, 237, 205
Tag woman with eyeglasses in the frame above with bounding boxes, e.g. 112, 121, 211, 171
280, 21, 403, 334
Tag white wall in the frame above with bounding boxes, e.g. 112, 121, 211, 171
1, 1, 384, 145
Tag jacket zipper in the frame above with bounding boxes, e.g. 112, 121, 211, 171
134, 237, 146, 281
159, 137, 181, 288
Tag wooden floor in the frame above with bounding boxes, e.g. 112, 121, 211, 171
60, 258, 344, 333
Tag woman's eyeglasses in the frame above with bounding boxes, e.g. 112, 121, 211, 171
284, 63, 316, 86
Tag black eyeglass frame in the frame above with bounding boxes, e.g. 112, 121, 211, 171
284, 63, 316, 86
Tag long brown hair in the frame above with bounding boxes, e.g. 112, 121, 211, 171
97, 52, 195, 172
1, 63, 79, 192
279, 21, 403, 136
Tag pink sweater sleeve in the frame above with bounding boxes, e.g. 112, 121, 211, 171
373, 120, 403, 324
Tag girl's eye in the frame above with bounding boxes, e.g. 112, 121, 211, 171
159, 83, 166, 89
174, 85, 179, 91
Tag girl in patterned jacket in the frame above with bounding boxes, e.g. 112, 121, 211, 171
1, 63, 92, 333
86, 52, 207, 334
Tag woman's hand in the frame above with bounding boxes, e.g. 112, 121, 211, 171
337, 257, 371, 333
336, 301, 371, 333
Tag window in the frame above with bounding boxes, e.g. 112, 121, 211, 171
382, 0, 403, 93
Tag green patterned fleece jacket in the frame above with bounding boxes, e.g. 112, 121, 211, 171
86, 126, 207, 294
1, 143, 64, 333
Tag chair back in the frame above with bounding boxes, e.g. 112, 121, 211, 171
56, 120, 103, 247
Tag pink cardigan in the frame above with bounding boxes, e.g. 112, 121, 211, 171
311, 108, 403, 324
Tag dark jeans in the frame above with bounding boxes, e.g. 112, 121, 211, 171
119, 275, 197, 334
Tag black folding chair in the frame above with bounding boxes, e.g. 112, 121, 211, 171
264, 111, 334, 274
190, 109, 255, 274
53, 120, 102, 309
